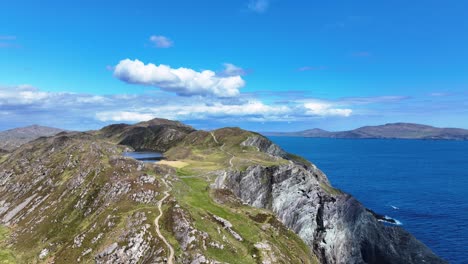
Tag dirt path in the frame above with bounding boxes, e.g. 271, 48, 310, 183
210, 131, 219, 144
154, 174, 175, 264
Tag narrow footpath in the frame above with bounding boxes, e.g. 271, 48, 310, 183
154, 174, 175, 264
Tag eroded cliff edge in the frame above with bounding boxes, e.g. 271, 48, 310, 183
213, 159, 445, 264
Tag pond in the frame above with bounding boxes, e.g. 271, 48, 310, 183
123, 151, 164, 163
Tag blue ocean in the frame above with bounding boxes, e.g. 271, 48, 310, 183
269, 137, 468, 264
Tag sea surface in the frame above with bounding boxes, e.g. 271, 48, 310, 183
268, 137, 468, 264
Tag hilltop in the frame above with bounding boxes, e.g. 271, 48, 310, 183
264, 122, 468, 140
0, 118, 445, 263
0, 125, 65, 152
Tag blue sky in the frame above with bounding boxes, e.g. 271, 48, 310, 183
1, 0, 467, 131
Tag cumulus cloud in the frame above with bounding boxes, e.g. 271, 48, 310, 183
113, 59, 246, 97
303, 101, 352, 117
149, 35, 173, 48
248, 0, 269, 13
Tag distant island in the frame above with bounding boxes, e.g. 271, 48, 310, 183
262, 123, 468, 140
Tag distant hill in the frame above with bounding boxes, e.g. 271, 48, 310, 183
0, 125, 65, 151
263, 123, 468, 140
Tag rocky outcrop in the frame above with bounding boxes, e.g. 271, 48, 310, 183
213, 163, 446, 264
99, 118, 195, 152
0, 133, 166, 263
241, 135, 287, 157
94, 212, 161, 264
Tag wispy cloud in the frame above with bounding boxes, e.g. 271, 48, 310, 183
0, 35, 19, 48
429, 92, 451, 97
6, 84, 458, 131
149, 35, 173, 48
248, 0, 270, 13
219, 63, 247, 77
113, 59, 246, 97
0, 84, 361, 130
339, 95, 410, 105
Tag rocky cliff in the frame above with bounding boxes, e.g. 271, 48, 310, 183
213, 164, 445, 264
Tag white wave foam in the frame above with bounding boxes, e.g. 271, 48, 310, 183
378, 215, 403, 226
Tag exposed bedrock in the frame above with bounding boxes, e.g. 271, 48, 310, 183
214, 163, 446, 264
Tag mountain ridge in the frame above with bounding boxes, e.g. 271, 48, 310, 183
263, 122, 468, 140
0, 125, 65, 152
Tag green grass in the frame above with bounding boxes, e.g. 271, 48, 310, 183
0, 227, 9, 241
320, 182, 343, 196
0, 155, 8, 164
172, 173, 315, 263
174, 177, 257, 263
164, 131, 318, 262
0, 226, 16, 264
286, 153, 312, 166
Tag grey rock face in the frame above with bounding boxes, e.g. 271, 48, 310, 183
214, 163, 446, 264
241, 136, 287, 157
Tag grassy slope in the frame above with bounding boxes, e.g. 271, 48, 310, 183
1, 127, 320, 263
0, 226, 15, 264
162, 128, 318, 263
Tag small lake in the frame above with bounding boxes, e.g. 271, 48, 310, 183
123, 151, 164, 163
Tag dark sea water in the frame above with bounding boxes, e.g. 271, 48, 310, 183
268, 137, 468, 264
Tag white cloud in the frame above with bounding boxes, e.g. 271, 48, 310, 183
248, 0, 269, 13
149, 35, 173, 48
220, 63, 246, 77
113, 59, 246, 97
75, 95, 110, 104
1, 84, 363, 131
303, 101, 352, 117
0, 85, 50, 104
96, 100, 291, 122
96, 111, 156, 122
